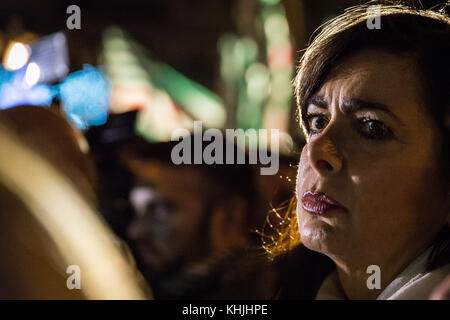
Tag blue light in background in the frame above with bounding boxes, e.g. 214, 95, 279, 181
0, 66, 56, 109
0, 64, 110, 129
58, 65, 110, 129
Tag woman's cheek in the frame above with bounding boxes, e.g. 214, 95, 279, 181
350, 159, 415, 222
296, 147, 309, 196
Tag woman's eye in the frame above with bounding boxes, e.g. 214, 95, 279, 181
303, 114, 393, 140
359, 118, 392, 140
305, 113, 328, 134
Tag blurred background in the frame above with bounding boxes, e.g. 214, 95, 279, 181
0, 0, 445, 299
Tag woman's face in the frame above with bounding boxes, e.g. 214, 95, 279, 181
296, 48, 449, 264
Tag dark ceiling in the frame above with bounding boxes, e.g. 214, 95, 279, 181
1, 0, 446, 90
0, 0, 236, 90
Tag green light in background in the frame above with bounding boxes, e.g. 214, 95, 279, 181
219, 35, 258, 85
218, 34, 263, 129
259, 0, 280, 6
141, 56, 226, 130
245, 63, 271, 102
263, 12, 290, 48
100, 28, 154, 87
100, 26, 227, 138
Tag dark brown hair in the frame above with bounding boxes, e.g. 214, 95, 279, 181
295, 2, 450, 157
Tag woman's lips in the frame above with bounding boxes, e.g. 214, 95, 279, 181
301, 191, 346, 215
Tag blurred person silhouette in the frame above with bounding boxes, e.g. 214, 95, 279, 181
112, 133, 295, 299
0, 106, 151, 299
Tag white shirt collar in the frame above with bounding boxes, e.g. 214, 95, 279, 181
315, 248, 450, 300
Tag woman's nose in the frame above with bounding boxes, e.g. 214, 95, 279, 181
306, 134, 343, 175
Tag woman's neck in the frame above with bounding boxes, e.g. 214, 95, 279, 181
333, 244, 431, 300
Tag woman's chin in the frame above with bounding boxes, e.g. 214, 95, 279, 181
300, 219, 347, 255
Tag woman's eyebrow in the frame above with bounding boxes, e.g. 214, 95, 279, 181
306, 95, 404, 126
341, 98, 404, 125
306, 94, 328, 109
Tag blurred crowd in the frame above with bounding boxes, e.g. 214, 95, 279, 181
0, 105, 296, 299
0, 0, 303, 299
